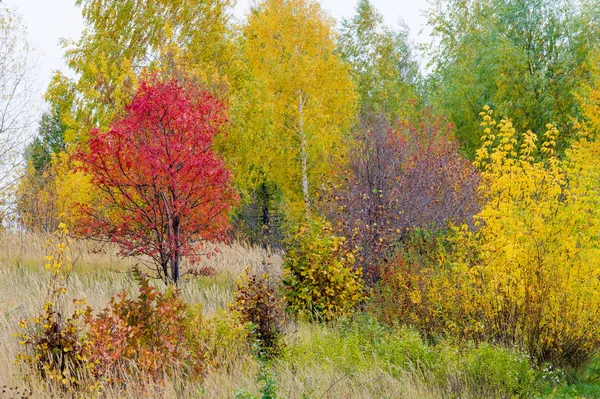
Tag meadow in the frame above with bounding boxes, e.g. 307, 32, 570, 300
1, 231, 599, 399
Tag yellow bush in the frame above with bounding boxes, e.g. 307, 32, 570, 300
53, 151, 94, 228
369, 229, 484, 340
232, 268, 286, 357
190, 308, 253, 371
465, 107, 600, 368
373, 108, 600, 370
16, 164, 60, 233
16, 224, 92, 389
17, 150, 94, 232
282, 218, 365, 322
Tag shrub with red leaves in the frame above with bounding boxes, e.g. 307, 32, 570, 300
85, 273, 207, 384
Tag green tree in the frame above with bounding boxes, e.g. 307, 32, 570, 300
24, 105, 66, 173
427, 0, 596, 156
338, 0, 421, 119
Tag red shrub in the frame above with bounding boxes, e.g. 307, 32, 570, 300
85, 274, 207, 384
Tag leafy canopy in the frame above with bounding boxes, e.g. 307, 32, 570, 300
338, 0, 421, 119
49, 0, 236, 143
428, 0, 596, 155
225, 0, 356, 220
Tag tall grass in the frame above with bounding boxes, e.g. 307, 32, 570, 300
0, 232, 280, 396
0, 232, 544, 398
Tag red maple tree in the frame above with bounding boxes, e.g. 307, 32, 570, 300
75, 78, 238, 284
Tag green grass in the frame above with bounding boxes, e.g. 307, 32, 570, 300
277, 314, 540, 398
543, 383, 600, 399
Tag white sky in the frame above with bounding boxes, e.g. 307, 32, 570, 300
3, 0, 432, 102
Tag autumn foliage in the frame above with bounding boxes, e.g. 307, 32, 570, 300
74, 78, 238, 284
232, 268, 286, 357
371, 108, 600, 369
13, 0, 600, 394
16, 224, 89, 388
16, 229, 249, 391
467, 108, 600, 368
324, 111, 479, 281
283, 218, 365, 322
85, 273, 208, 385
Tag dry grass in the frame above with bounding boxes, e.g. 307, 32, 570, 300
0, 232, 454, 398
0, 232, 282, 397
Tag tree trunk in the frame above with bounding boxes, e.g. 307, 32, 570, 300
299, 91, 310, 219
171, 216, 181, 286
160, 252, 170, 283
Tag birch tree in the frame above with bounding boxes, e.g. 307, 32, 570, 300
233, 0, 356, 220
0, 6, 38, 225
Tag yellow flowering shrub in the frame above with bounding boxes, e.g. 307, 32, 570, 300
372, 107, 600, 370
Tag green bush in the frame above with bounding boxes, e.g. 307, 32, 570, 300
282, 218, 364, 322
281, 315, 539, 398
463, 343, 536, 397
282, 315, 433, 376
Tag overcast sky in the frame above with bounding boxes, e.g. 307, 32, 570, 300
3, 0, 433, 103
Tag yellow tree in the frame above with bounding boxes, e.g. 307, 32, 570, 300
50, 0, 236, 142
576, 53, 600, 139
231, 0, 356, 220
